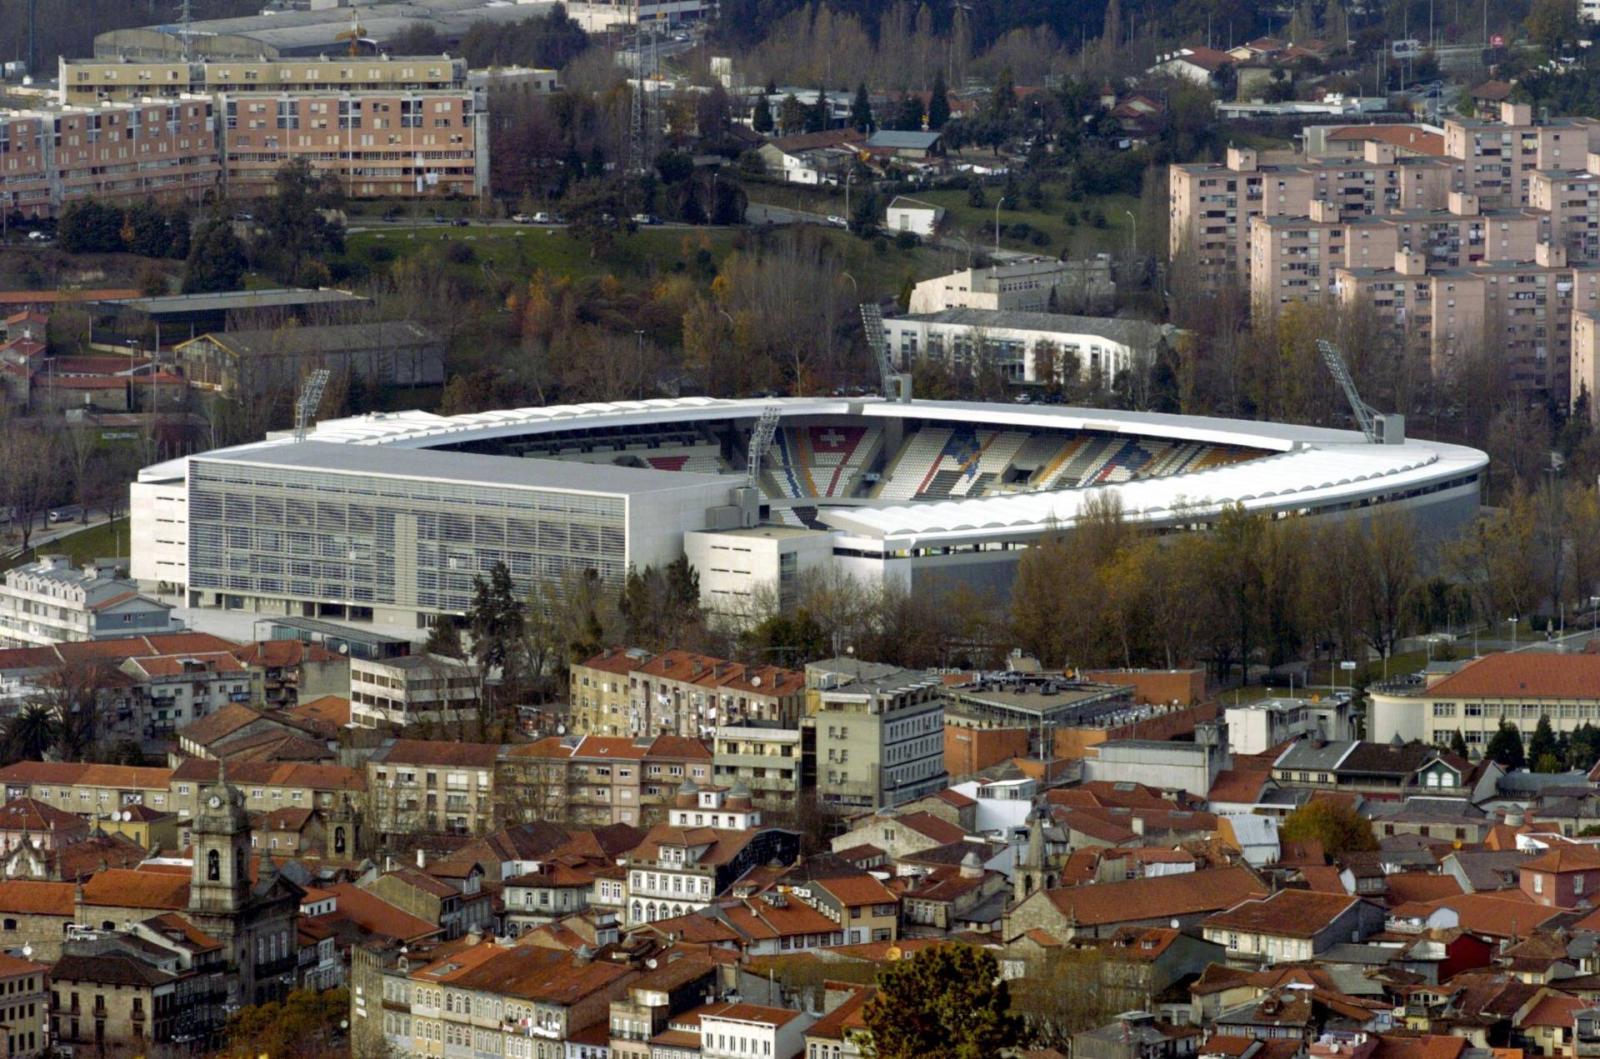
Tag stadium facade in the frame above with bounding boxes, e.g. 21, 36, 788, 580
131, 397, 1488, 636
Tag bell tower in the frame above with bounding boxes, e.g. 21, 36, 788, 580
189, 764, 251, 915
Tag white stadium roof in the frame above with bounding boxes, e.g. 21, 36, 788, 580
141, 396, 1487, 546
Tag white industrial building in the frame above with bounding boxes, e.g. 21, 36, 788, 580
881, 308, 1176, 386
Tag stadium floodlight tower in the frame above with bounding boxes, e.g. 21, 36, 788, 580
860, 302, 912, 402
294, 368, 332, 443
1317, 338, 1404, 444
746, 405, 781, 488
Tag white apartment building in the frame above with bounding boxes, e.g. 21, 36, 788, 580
907, 258, 1116, 314
117, 652, 263, 741
1224, 696, 1357, 755
0, 556, 174, 647
349, 653, 479, 728
701, 1005, 815, 1059
683, 524, 835, 626
881, 308, 1174, 386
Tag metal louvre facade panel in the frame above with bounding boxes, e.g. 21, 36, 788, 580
187, 458, 626, 611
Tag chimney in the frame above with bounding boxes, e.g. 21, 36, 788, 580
415, 847, 427, 869
1447, 190, 1480, 216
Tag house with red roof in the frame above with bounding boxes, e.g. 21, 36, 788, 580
1520, 844, 1600, 908
1151, 46, 1237, 87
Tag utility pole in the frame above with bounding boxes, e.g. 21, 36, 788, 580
26, 0, 38, 78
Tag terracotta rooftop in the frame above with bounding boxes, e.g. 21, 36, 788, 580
1041, 866, 1265, 927
0, 879, 74, 916
0, 796, 89, 833
1203, 890, 1362, 938
371, 739, 500, 768
1424, 653, 1600, 701
0, 760, 173, 790
80, 868, 190, 910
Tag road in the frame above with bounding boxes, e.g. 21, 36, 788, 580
3, 510, 121, 562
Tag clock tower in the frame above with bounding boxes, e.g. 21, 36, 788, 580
189, 767, 251, 914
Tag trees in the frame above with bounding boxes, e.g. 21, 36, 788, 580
0, 427, 60, 553
0, 704, 59, 766
1009, 948, 1121, 1048
1450, 729, 1470, 759
183, 218, 247, 294
928, 72, 951, 129
862, 945, 1022, 1059
752, 93, 775, 133
424, 619, 466, 660
850, 82, 875, 132
466, 562, 525, 677
618, 558, 705, 652
1527, 0, 1580, 54
1530, 714, 1562, 772
1280, 799, 1377, 856
256, 159, 346, 285
1485, 720, 1528, 771
58, 199, 126, 254
226, 987, 350, 1059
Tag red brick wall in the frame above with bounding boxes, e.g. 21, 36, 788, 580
944, 725, 1030, 780
1083, 668, 1208, 706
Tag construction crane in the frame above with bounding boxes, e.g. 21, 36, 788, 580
334, 13, 369, 57
746, 405, 781, 488
294, 368, 332, 442
1317, 338, 1384, 444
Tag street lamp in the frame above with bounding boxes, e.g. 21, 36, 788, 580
1123, 208, 1138, 258
1507, 616, 1519, 648
840, 271, 858, 299
994, 197, 1003, 252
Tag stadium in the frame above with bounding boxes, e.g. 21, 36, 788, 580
130, 396, 1488, 635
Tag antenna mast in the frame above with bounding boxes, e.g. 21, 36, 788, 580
627, 2, 647, 175
1316, 338, 1383, 443
746, 406, 781, 488
294, 368, 332, 442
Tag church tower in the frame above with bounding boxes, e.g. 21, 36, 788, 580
189, 765, 251, 915
1013, 807, 1052, 904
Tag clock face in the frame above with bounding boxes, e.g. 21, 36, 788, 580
208, 795, 223, 809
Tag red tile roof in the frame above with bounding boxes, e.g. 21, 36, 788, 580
0, 796, 90, 833
0, 760, 173, 789
80, 868, 190, 910
1203, 890, 1361, 938
0, 879, 74, 916
1040, 866, 1265, 927
1424, 653, 1600, 701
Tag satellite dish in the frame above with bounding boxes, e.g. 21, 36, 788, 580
21, 944, 31, 958
339, 643, 349, 655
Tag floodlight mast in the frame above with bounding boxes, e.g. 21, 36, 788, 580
1317, 338, 1381, 443
295, 368, 332, 443
746, 405, 781, 488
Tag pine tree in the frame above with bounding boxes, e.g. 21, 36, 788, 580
804, 86, 828, 133
928, 72, 951, 129
1530, 715, 1560, 771
424, 619, 465, 659
850, 82, 874, 132
1102, 0, 1124, 49
752, 93, 774, 134
1485, 720, 1527, 771
1449, 729, 1470, 759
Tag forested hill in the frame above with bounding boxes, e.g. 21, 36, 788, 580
0, 0, 260, 72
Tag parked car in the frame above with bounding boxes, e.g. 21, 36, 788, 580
511, 213, 532, 224
48, 505, 83, 524
451, 217, 470, 227
533, 212, 553, 223
632, 213, 661, 225
826, 215, 847, 228
26, 230, 51, 242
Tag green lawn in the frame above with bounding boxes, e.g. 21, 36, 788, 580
742, 179, 1140, 258
344, 224, 950, 306
4, 518, 130, 572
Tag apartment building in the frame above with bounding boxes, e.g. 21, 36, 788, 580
366, 740, 498, 837
1334, 244, 1600, 401
622, 786, 799, 926
1444, 104, 1600, 208
631, 651, 805, 739
219, 89, 486, 199
1172, 105, 1600, 288
712, 721, 809, 810
0, 557, 174, 648
1573, 309, 1600, 417
570, 648, 653, 737
496, 734, 715, 828
117, 652, 261, 743
378, 941, 637, 1059
1531, 157, 1600, 264
58, 55, 470, 106
0, 97, 218, 219
0, 951, 48, 1059
0, 762, 176, 820
807, 659, 949, 813
349, 653, 479, 729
